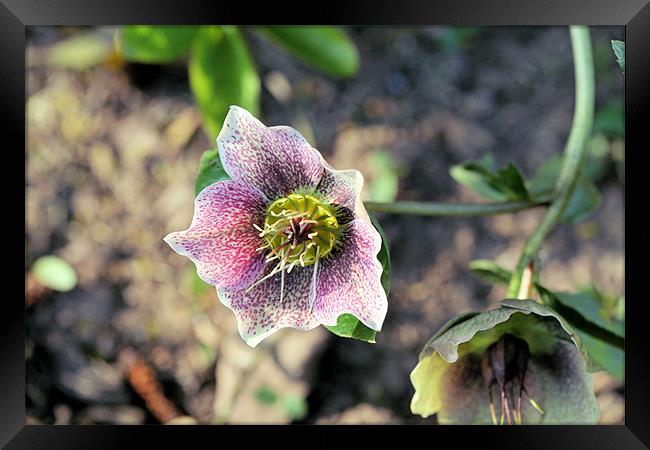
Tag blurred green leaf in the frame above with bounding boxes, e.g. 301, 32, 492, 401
541, 281, 625, 380
259, 26, 359, 78
579, 285, 625, 322
575, 329, 623, 381
496, 163, 529, 200
594, 100, 624, 138
189, 26, 260, 140
32, 256, 78, 292
324, 313, 377, 343
528, 155, 563, 195
281, 394, 308, 421
368, 149, 399, 202
47, 31, 113, 69
450, 154, 504, 201
254, 386, 278, 405
611, 40, 625, 73
551, 291, 624, 338
528, 155, 602, 225
536, 285, 624, 378
450, 154, 529, 201
121, 26, 199, 63
560, 177, 602, 225
194, 148, 231, 196
586, 134, 614, 181
468, 259, 511, 285
529, 152, 609, 193
468, 262, 624, 379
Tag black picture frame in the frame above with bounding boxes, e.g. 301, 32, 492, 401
6, 0, 648, 448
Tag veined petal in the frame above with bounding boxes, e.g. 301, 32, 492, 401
164, 179, 267, 291
313, 219, 387, 331
316, 164, 369, 223
191, 179, 267, 232
165, 230, 266, 291
217, 266, 320, 347
217, 106, 324, 200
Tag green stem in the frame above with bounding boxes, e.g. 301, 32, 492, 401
505, 26, 595, 298
364, 196, 550, 217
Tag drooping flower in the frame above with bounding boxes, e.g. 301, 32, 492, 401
410, 300, 600, 424
164, 106, 387, 347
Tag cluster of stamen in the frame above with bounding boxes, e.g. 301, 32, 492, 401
481, 333, 544, 425
248, 194, 339, 307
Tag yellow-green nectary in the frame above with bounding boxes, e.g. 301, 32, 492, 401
262, 193, 339, 267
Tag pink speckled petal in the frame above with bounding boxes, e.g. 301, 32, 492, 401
217, 106, 324, 200
313, 219, 387, 331
164, 180, 267, 291
316, 164, 369, 223
217, 266, 320, 347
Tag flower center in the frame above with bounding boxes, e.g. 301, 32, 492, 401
259, 193, 339, 268
482, 333, 544, 425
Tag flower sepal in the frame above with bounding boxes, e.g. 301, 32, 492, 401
410, 299, 600, 424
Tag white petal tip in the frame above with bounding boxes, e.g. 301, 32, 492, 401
163, 231, 186, 255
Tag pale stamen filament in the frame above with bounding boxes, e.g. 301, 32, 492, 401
308, 246, 320, 313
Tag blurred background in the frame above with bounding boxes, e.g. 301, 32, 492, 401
26, 26, 624, 425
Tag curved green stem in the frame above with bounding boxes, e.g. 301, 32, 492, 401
364, 196, 550, 217
506, 26, 595, 298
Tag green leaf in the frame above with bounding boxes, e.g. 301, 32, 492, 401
450, 154, 504, 201
189, 26, 260, 140
551, 291, 624, 338
560, 177, 602, 225
468, 259, 512, 286
527, 155, 562, 196
259, 26, 359, 78
575, 329, 624, 381
528, 155, 602, 225
323, 313, 377, 343
495, 163, 530, 200
611, 40, 625, 73
535, 286, 623, 376
194, 148, 231, 196
121, 26, 199, 63
32, 256, 78, 292
594, 100, 624, 138
529, 148, 611, 197
450, 155, 529, 201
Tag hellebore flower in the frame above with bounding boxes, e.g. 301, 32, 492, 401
164, 106, 387, 347
410, 300, 599, 424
